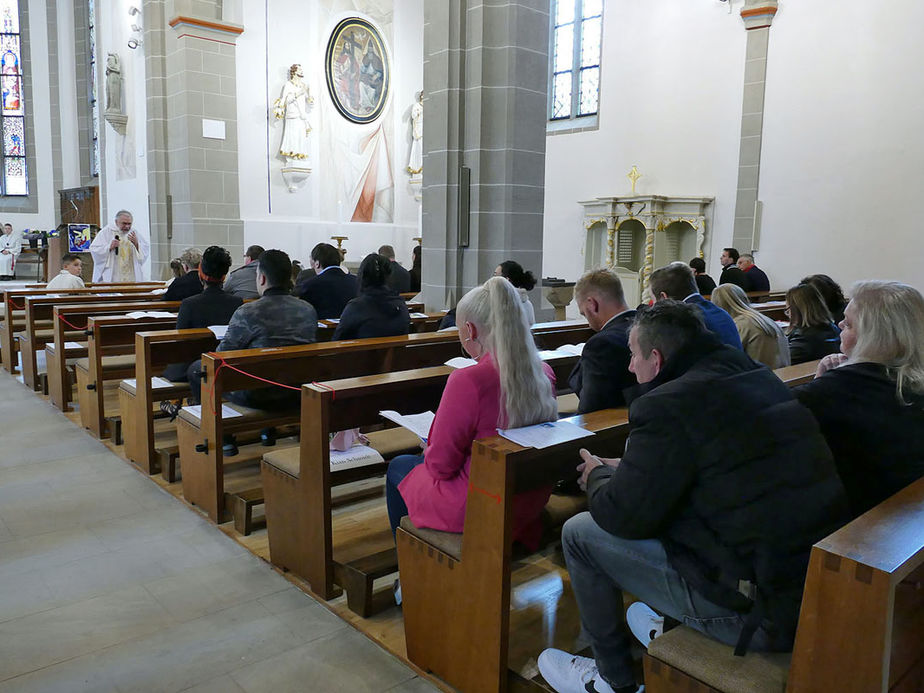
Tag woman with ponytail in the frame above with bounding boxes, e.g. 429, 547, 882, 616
495, 259, 538, 324
333, 253, 410, 340
385, 276, 558, 550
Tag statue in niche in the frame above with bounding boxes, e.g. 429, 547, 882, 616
103, 52, 127, 135
272, 63, 313, 192
406, 91, 423, 177
105, 52, 122, 115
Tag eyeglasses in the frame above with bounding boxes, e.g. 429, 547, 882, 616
784, 307, 791, 317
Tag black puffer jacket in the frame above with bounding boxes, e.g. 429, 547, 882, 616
586, 334, 848, 649
333, 286, 410, 340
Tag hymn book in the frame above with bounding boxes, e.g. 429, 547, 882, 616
379, 410, 435, 443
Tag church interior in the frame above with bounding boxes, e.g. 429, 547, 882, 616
0, 0, 922, 691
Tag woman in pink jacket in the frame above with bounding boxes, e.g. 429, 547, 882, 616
386, 276, 559, 549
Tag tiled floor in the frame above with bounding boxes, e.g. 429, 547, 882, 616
0, 370, 437, 692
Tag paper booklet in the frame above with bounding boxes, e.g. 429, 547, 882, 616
379, 410, 435, 442
556, 343, 585, 356
121, 376, 175, 390
180, 404, 244, 420
409, 312, 429, 319
497, 420, 595, 449
125, 311, 177, 320
444, 356, 477, 369
63, 341, 84, 350
329, 445, 385, 471
208, 325, 228, 339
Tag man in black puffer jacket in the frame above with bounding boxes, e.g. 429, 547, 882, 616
538, 301, 848, 693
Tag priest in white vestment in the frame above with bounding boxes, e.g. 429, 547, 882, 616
0, 223, 21, 279
89, 210, 149, 283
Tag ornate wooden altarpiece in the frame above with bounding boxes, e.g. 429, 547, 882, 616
579, 195, 714, 306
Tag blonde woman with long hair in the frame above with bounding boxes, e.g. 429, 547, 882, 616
795, 280, 924, 516
385, 276, 558, 549
711, 284, 790, 368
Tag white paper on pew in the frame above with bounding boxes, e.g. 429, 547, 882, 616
497, 420, 595, 449
751, 300, 786, 308
181, 404, 244, 420
125, 311, 176, 319
121, 377, 173, 390
63, 341, 83, 349
444, 356, 477, 369
208, 325, 228, 339
326, 318, 340, 324
150, 288, 167, 294
556, 343, 585, 356
379, 410, 435, 442
409, 312, 429, 319
329, 445, 385, 471
538, 349, 567, 361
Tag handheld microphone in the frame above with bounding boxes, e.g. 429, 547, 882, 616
114, 234, 119, 255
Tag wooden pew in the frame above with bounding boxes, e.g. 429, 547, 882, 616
315, 310, 447, 342
395, 360, 824, 693
644, 476, 924, 693
120, 329, 220, 475
17, 292, 166, 389
79, 313, 181, 439
45, 300, 176, 411
262, 368, 453, 613
1, 285, 161, 372
180, 321, 592, 524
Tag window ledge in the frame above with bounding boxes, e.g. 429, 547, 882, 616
546, 114, 599, 136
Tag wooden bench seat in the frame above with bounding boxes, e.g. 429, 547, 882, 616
645, 476, 924, 692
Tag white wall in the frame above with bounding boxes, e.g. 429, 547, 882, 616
544, 0, 924, 308
543, 1, 746, 303
758, 2, 924, 294
97, 0, 151, 277
236, 0, 423, 267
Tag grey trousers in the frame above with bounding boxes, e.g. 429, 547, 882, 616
562, 512, 771, 688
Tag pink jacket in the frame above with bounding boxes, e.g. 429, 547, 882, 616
398, 353, 556, 548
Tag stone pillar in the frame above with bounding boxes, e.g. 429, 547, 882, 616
144, 0, 244, 279
731, 1, 779, 253
421, 0, 550, 312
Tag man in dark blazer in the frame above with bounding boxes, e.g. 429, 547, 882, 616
736, 253, 770, 293
161, 246, 242, 382
378, 244, 411, 294
294, 242, 358, 319
163, 247, 203, 302
649, 262, 743, 349
569, 268, 636, 414
718, 247, 748, 290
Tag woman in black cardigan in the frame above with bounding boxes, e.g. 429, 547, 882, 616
333, 253, 410, 340
795, 280, 924, 516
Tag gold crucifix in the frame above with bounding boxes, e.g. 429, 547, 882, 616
627, 166, 642, 195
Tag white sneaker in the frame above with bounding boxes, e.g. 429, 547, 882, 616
537, 649, 617, 693
626, 602, 664, 648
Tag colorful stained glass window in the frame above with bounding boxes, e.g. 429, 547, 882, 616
549, 0, 604, 123
0, 0, 25, 195
88, 0, 99, 177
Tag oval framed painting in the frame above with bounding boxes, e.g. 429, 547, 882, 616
325, 17, 390, 124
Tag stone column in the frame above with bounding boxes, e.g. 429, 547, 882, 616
421, 0, 550, 312
144, 0, 244, 279
731, 0, 779, 253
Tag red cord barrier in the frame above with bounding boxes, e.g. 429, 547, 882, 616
58, 314, 87, 330
208, 357, 302, 416
7, 298, 23, 310
310, 381, 337, 401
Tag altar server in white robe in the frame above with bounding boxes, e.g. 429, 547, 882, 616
0, 222, 21, 279
89, 210, 149, 283
45, 253, 86, 290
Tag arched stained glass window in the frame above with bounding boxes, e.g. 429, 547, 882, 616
549, 0, 603, 123
0, 0, 25, 195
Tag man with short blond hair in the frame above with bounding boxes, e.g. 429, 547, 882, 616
569, 268, 636, 413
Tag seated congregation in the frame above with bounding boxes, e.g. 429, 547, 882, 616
7, 240, 924, 693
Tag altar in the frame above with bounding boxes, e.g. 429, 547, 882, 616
579, 194, 714, 306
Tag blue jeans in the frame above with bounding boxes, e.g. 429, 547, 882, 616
562, 512, 771, 689
386, 454, 424, 537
